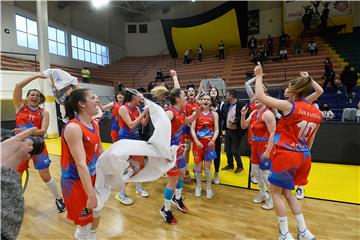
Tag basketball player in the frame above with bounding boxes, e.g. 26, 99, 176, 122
255, 63, 322, 240
13, 74, 66, 213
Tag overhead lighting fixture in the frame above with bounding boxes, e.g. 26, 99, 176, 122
192, 0, 196, 2
91, 0, 110, 9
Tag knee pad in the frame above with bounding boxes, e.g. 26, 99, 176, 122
74, 224, 91, 240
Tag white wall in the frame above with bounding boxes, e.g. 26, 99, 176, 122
1, 1, 126, 68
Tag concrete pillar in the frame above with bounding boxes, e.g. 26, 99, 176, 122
36, 0, 59, 138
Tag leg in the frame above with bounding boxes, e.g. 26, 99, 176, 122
231, 131, 244, 171
160, 174, 178, 224
115, 183, 134, 205
184, 139, 192, 184
194, 162, 203, 197
74, 224, 91, 240
172, 167, 189, 213
270, 184, 291, 237
322, 76, 330, 89
38, 168, 60, 199
223, 131, 234, 169
135, 182, 149, 198
204, 160, 214, 199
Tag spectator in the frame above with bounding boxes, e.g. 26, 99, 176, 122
340, 65, 358, 103
1, 128, 35, 240
148, 81, 155, 92
258, 42, 268, 63
320, 7, 330, 28
321, 103, 335, 120
221, 90, 246, 174
197, 44, 203, 62
183, 49, 193, 64
248, 36, 257, 57
322, 57, 340, 93
308, 39, 318, 55
154, 69, 164, 82
279, 47, 288, 61
293, 39, 303, 55
218, 40, 225, 59
279, 32, 290, 48
266, 34, 273, 56
81, 66, 91, 83
357, 101, 360, 122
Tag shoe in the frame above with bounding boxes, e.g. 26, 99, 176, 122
252, 193, 268, 204
234, 167, 244, 174
278, 232, 295, 240
115, 193, 134, 205
195, 186, 202, 197
213, 172, 220, 185
55, 197, 66, 213
206, 188, 214, 199
87, 230, 96, 240
136, 187, 150, 198
262, 197, 273, 210
160, 206, 177, 224
296, 187, 305, 200
297, 228, 316, 240
171, 196, 189, 213
251, 174, 258, 184
221, 165, 234, 170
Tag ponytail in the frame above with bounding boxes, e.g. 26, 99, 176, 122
64, 88, 90, 120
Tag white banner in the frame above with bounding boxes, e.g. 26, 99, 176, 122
285, 1, 352, 24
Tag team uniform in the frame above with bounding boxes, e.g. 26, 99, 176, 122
269, 100, 323, 190
118, 103, 141, 140
193, 112, 217, 163
247, 101, 256, 145
60, 117, 100, 226
250, 108, 272, 170
16, 105, 51, 173
182, 99, 199, 141
111, 101, 122, 142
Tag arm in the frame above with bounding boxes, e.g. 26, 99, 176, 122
140, 107, 149, 126
64, 123, 96, 208
100, 102, 114, 112
119, 106, 148, 129
170, 70, 180, 89
211, 112, 219, 142
254, 63, 293, 114
261, 110, 276, 159
33, 110, 49, 136
190, 117, 201, 148
245, 77, 256, 101
185, 109, 198, 125
166, 110, 174, 121
240, 106, 256, 129
306, 80, 324, 103
13, 74, 47, 111
308, 125, 320, 149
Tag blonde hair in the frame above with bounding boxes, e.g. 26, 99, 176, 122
286, 76, 313, 98
151, 85, 169, 99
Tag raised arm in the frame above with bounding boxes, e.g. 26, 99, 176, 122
100, 102, 114, 112
261, 110, 276, 159
245, 77, 256, 102
306, 79, 324, 103
240, 106, 256, 129
254, 63, 293, 115
170, 70, 180, 89
119, 106, 148, 129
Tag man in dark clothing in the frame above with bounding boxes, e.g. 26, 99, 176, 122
340, 65, 358, 103
221, 90, 247, 173
267, 35, 273, 56
322, 57, 339, 92
248, 36, 257, 57
279, 32, 290, 48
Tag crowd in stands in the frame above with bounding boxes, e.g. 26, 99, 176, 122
183, 40, 225, 64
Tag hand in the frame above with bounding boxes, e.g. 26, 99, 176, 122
170, 70, 177, 77
36, 73, 48, 79
207, 140, 215, 147
241, 106, 248, 116
86, 194, 98, 209
195, 140, 203, 149
254, 62, 263, 77
142, 107, 149, 115
13, 128, 24, 135
300, 71, 309, 77
0, 128, 35, 169
261, 151, 270, 160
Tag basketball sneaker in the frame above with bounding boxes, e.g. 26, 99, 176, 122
115, 193, 134, 205
135, 187, 149, 198
55, 196, 66, 213
195, 186, 202, 197
296, 187, 305, 200
172, 196, 189, 213
262, 197, 273, 210
87, 230, 96, 240
160, 206, 177, 224
278, 232, 295, 240
206, 188, 214, 199
213, 172, 220, 185
252, 192, 268, 204
297, 228, 316, 240
251, 173, 258, 184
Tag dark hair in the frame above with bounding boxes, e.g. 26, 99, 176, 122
64, 88, 90, 120
168, 88, 182, 105
115, 91, 124, 101
124, 90, 136, 103
210, 87, 219, 107
26, 89, 46, 104
228, 90, 237, 99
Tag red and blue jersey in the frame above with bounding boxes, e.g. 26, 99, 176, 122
274, 100, 322, 152
118, 103, 140, 140
16, 104, 44, 130
247, 101, 256, 144
195, 112, 215, 139
61, 117, 100, 180
185, 99, 199, 117
111, 101, 122, 141
167, 105, 186, 146
250, 108, 270, 142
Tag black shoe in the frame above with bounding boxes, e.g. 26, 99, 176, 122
172, 196, 189, 213
221, 165, 234, 170
55, 197, 66, 213
160, 206, 177, 224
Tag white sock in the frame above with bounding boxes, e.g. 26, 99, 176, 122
204, 169, 211, 189
46, 178, 61, 199
252, 164, 266, 196
277, 216, 289, 235
295, 213, 307, 232
261, 170, 271, 193
135, 182, 142, 191
175, 188, 182, 200
164, 199, 172, 211
195, 171, 202, 187
87, 230, 96, 240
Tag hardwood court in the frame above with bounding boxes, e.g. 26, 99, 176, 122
18, 155, 360, 240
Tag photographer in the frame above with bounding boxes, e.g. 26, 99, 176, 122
1, 128, 35, 240
13, 74, 66, 213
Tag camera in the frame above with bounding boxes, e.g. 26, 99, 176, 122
0, 128, 45, 155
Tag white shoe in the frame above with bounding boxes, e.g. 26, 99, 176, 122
278, 232, 295, 240
296, 187, 305, 200
195, 186, 202, 197
115, 193, 134, 205
252, 192, 268, 203
136, 187, 150, 198
206, 188, 214, 199
213, 172, 220, 185
87, 230, 96, 240
262, 197, 273, 210
297, 228, 316, 240
251, 174, 258, 184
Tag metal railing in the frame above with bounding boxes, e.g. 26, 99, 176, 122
1, 51, 38, 72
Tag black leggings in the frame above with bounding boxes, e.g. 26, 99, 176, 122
214, 134, 222, 173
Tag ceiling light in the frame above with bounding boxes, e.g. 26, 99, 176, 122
91, 0, 110, 9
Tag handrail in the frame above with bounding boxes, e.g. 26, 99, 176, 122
1, 51, 38, 72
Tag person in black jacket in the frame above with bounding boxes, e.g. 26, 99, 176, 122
221, 90, 247, 173
340, 65, 358, 103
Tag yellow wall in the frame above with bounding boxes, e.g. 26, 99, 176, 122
172, 9, 240, 56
